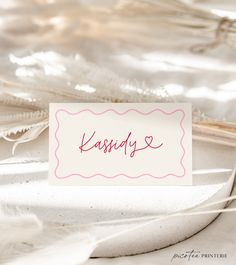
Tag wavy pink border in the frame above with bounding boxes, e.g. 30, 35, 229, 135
54, 108, 186, 179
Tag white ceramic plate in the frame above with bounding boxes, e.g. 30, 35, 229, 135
0, 131, 235, 257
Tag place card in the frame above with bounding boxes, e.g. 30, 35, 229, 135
49, 103, 192, 185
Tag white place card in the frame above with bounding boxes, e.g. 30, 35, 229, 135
49, 103, 192, 185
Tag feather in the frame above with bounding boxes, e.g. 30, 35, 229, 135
0, 208, 42, 251
4, 232, 96, 265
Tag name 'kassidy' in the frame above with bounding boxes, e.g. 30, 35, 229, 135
79, 131, 163, 158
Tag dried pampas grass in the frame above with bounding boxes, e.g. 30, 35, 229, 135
0, 0, 236, 51
193, 120, 236, 147
0, 51, 170, 151
0, 0, 235, 149
0, 50, 235, 150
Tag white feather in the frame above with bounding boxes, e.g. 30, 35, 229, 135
0, 208, 43, 254
0, 215, 42, 245
4, 232, 96, 265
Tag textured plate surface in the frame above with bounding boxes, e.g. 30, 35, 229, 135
0, 131, 235, 256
